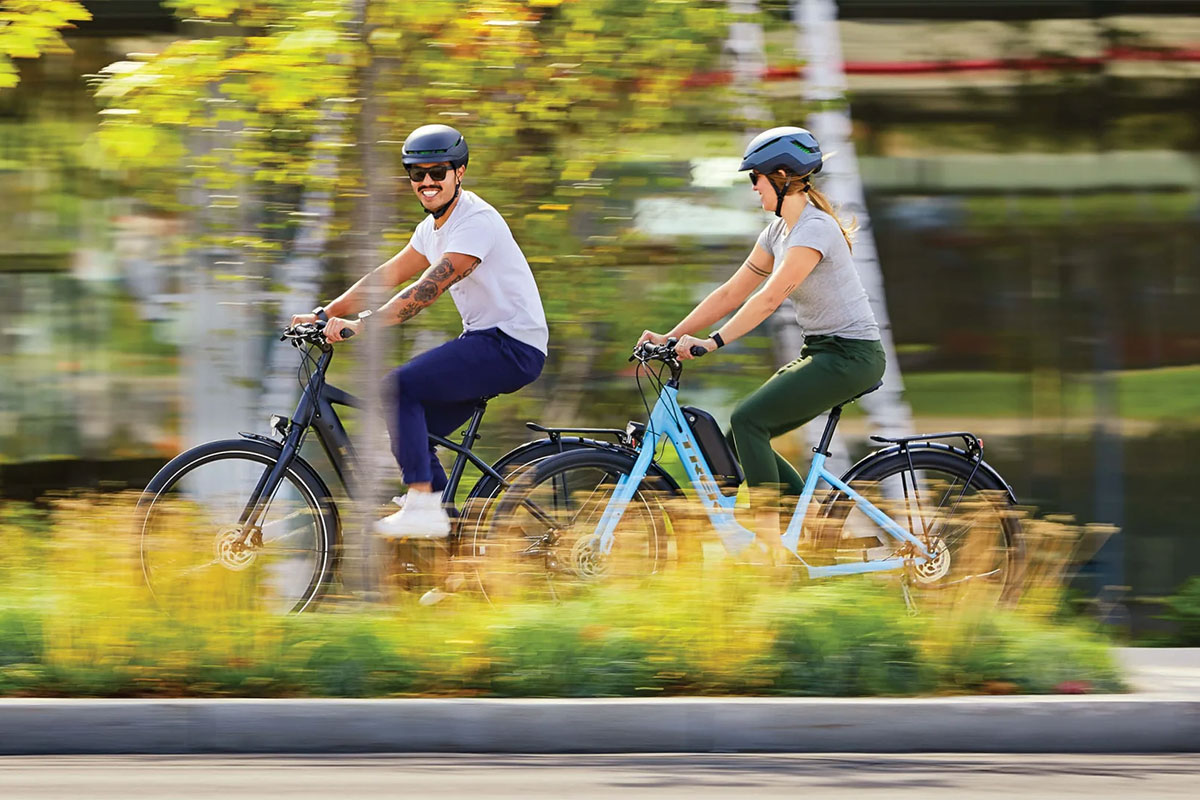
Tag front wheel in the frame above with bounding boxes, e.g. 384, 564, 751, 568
137, 439, 338, 614
817, 446, 1022, 604
470, 449, 679, 603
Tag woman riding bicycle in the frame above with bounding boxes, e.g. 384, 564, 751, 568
637, 126, 885, 561
291, 124, 548, 539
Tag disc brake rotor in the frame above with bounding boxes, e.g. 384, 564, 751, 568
569, 535, 611, 580
215, 527, 259, 571
912, 537, 951, 584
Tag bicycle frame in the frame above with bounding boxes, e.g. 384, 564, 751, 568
591, 377, 934, 579
237, 343, 509, 532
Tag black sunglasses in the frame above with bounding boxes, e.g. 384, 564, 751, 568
748, 170, 764, 185
406, 164, 452, 182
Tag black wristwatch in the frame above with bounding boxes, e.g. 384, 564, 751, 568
311, 306, 328, 323
709, 331, 726, 349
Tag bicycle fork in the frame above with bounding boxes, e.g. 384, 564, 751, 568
235, 361, 325, 545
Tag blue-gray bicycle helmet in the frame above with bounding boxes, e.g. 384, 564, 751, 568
403, 124, 469, 219
739, 126, 823, 217
402, 124, 469, 168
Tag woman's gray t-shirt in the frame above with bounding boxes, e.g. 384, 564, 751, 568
754, 202, 879, 340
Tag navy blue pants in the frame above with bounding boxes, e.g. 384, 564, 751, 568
382, 327, 545, 490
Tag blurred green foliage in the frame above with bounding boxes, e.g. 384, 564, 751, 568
1163, 577, 1200, 646
0, 494, 1126, 698
92, 0, 733, 294
0, 0, 90, 88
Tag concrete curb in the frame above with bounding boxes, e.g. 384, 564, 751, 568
2, 696, 1198, 754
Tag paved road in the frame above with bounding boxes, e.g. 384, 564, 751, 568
1117, 648, 1200, 695
2, 754, 1199, 799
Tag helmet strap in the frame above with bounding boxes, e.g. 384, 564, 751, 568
427, 179, 461, 221
773, 176, 793, 218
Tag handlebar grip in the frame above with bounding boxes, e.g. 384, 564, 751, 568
340, 328, 355, 339
689, 345, 708, 358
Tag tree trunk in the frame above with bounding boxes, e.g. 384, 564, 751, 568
794, 0, 913, 474
183, 77, 258, 454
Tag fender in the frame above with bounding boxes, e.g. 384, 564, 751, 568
141, 436, 342, 544
835, 441, 1018, 505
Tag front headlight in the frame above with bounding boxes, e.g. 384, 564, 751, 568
269, 414, 290, 438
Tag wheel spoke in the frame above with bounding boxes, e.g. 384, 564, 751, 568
822, 453, 1017, 603
139, 449, 332, 614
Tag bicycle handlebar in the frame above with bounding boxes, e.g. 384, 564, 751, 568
630, 338, 711, 364
630, 339, 680, 365
280, 321, 328, 344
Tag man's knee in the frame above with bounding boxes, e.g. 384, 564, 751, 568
382, 365, 421, 408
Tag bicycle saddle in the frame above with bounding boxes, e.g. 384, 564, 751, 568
834, 381, 883, 409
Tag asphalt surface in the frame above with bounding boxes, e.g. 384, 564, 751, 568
2, 754, 1199, 799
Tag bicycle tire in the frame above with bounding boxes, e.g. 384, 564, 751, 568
816, 446, 1022, 602
137, 439, 339, 614
454, 439, 685, 555
469, 448, 681, 603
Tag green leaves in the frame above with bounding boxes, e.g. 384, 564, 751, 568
0, 0, 91, 87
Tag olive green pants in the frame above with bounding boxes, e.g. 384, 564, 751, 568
727, 335, 886, 498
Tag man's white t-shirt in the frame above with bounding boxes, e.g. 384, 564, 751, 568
409, 190, 549, 355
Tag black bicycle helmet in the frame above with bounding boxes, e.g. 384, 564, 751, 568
739, 126, 823, 217
403, 124, 469, 219
402, 124, 469, 168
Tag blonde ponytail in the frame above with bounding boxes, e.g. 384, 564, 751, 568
766, 171, 857, 252
806, 184, 857, 253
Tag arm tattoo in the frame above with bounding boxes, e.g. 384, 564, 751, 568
448, 257, 481, 286
386, 255, 483, 324
392, 299, 423, 324
428, 257, 455, 282
743, 259, 771, 278
412, 278, 439, 303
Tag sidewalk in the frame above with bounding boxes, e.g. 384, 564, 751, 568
1, 649, 1196, 755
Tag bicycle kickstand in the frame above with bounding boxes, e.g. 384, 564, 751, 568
901, 578, 918, 616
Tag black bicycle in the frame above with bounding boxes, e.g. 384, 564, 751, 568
135, 322, 637, 612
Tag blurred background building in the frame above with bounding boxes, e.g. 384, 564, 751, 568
0, 0, 1197, 627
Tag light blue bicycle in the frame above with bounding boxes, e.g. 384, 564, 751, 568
484, 340, 1021, 606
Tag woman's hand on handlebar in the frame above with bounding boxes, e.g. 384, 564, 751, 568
324, 317, 360, 343
637, 330, 670, 348
289, 312, 320, 328
675, 334, 715, 360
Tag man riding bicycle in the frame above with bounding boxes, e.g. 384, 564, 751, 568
290, 124, 548, 539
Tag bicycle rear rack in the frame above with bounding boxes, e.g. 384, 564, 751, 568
870, 431, 984, 458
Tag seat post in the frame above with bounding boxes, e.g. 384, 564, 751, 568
459, 400, 488, 449
813, 405, 843, 457
440, 400, 488, 506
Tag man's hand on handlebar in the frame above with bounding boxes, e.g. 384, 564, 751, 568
323, 316, 360, 343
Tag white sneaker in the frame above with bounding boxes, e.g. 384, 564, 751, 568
419, 573, 466, 606
374, 491, 451, 539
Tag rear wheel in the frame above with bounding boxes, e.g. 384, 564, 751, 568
137, 440, 337, 614
817, 447, 1021, 605
469, 449, 678, 603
